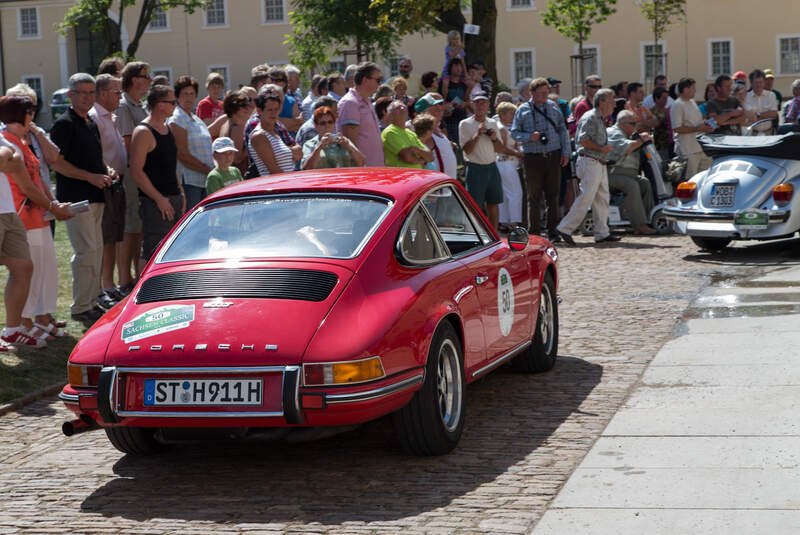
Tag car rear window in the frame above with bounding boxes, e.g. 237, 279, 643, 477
158, 194, 391, 262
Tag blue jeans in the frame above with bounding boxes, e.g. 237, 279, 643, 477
183, 184, 206, 211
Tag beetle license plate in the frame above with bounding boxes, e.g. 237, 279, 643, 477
143, 378, 262, 406
710, 184, 736, 207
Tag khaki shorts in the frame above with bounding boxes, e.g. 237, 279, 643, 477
0, 212, 31, 260
123, 173, 142, 234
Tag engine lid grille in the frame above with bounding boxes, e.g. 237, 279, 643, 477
136, 268, 339, 304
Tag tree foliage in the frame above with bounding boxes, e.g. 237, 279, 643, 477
541, 0, 617, 84
637, 0, 686, 46
541, 0, 617, 54
59, 0, 209, 60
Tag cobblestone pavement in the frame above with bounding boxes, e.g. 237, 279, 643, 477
2, 235, 799, 534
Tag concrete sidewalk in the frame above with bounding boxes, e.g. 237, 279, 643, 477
532, 266, 800, 534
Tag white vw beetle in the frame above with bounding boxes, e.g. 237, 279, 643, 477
664, 126, 800, 251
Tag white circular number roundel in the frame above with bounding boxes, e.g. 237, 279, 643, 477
497, 268, 514, 336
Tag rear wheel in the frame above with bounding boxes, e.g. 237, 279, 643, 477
691, 236, 731, 251
393, 321, 465, 456
515, 272, 558, 372
105, 427, 167, 455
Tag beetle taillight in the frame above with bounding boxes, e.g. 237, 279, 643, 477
773, 184, 794, 204
676, 182, 697, 200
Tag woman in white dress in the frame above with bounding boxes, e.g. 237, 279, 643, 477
495, 102, 525, 228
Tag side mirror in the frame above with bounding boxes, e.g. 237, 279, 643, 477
508, 226, 529, 252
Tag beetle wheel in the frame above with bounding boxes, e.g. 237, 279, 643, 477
393, 321, 465, 456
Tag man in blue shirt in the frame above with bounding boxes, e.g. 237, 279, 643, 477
510, 77, 570, 241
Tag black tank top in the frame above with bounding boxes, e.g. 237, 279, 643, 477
141, 123, 179, 197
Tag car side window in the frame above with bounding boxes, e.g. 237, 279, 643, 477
399, 205, 449, 264
422, 186, 490, 255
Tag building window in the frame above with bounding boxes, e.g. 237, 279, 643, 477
642, 43, 666, 80
263, 0, 285, 23
778, 36, 800, 74
148, 4, 169, 31
511, 48, 535, 87
22, 76, 44, 108
709, 39, 732, 77
388, 57, 401, 77
328, 60, 345, 74
205, 0, 226, 27
507, 0, 535, 9
18, 7, 40, 39
207, 65, 229, 89
152, 68, 173, 83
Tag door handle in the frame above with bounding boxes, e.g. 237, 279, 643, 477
475, 275, 489, 286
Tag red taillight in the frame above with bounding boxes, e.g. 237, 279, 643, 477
676, 182, 697, 200
773, 184, 794, 203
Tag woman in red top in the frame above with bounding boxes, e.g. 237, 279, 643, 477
0, 96, 73, 344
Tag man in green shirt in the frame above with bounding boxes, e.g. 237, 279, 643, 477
381, 101, 433, 169
206, 137, 243, 195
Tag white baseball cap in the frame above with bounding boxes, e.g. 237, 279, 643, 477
212, 137, 237, 153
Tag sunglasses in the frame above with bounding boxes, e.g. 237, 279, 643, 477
316, 120, 334, 126
370, 76, 384, 83
587, 84, 602, 89
159, 99, 177, 105
270, 77, 288, 83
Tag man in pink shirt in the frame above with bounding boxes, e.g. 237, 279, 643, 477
88, 74, 127, 307
336, 62, 385, 167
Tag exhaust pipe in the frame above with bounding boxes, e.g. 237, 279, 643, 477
62, 414, 100, 437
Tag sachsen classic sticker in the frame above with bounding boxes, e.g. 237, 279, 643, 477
121, 304, 196, 344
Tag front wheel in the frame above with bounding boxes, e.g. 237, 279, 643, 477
515, 271, 559, 372
105, 427, 167, 455
691, 236, 731, 251
393, 321, 465, 456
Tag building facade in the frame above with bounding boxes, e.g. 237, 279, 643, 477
0, 0, 798, 127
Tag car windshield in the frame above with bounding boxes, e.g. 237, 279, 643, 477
158, 194, 391, 262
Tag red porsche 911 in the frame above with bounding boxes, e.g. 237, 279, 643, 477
60, 168, 559, 456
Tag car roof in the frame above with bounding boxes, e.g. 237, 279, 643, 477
202, 167, 456, 207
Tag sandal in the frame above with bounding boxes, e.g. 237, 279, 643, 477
35, 322, 66, 338
25, 326, 54, 343
47, 314, 67, 328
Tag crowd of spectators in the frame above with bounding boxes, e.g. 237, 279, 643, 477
1, 43, 799, 351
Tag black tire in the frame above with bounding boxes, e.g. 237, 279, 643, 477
691, 236, 731, 251
652, 209, 673, 235
515, 271, 559, 372
393, 321, 465, 456
105, 427, 167, 455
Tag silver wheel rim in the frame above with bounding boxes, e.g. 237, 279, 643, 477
436, 339, 462, 433
539, 283, 555, 355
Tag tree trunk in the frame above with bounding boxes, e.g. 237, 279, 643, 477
127, 0, 157, 59
466, 0, 497, 94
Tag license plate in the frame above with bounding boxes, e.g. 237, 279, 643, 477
144, 378, 262, 406
710, 184, 736, 207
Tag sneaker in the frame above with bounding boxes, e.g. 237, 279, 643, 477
103, 286, 123, 301
1, 327, 46, 348
118, 281, 136, 297
0, 339, 17, 353
96, 293, 119, 311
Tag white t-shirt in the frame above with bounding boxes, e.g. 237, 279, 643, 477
744, 90, 778, 132
670, 98, 704, 156
459, 116, 500, 165
0, 137, 18, 214
432, 132, 458, 178
643, 94, 675, 110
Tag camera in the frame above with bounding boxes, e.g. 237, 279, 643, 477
540, 133, 549, 145
485, 128, 494, 137
329, 134, 340, 143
